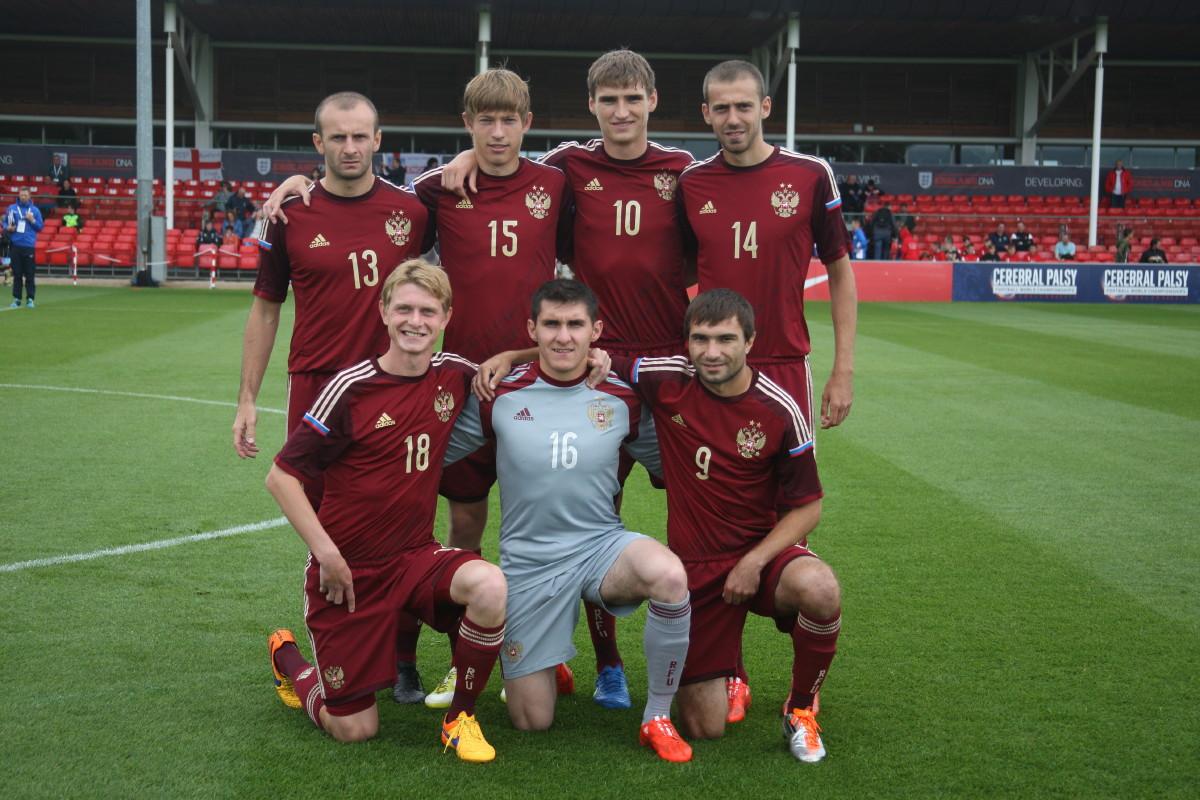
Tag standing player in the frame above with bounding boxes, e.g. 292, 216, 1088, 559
265, 260, 507, 762
448, 279, 693, 763
235, 91, 434, 705
678, 60, 856, 430
612, 289, 842, 763
448, 49, 694, 710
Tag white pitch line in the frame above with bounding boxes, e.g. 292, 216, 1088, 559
0, 517, 290, 574
0, 384, 285, 415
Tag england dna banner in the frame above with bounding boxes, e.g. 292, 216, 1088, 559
953, 263, 1200, 303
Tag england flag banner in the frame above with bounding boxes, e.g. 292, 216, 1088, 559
174, 148, 223, 182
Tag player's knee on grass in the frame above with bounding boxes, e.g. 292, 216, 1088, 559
677, 680, 726, 740
779, 558, 841, 620
447, 499, 487, 550
505, 671, 557, 731
323, 705, 379, 743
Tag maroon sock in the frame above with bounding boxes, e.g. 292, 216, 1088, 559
787, 611, 841, 710
275, 643, 325, 730
584, 601, 622, 670
395, 613, 421, 663
445, 616, 504, 720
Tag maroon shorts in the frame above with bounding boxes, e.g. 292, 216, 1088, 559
611, 342, 684, 490
438, 439, 497, 503
303, 542, 480, 707
287, 371, 335, 508
680, 544, 817, 685
749, 357, 815, 435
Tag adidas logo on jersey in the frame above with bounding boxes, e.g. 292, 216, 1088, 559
584, 178, 604, 191
513, 407, 534, 421
374, 412, 396, 429
309, 233, 330, 248
456, 197, 474, 209
671, 414, 687, 427
699, 201, 717, 215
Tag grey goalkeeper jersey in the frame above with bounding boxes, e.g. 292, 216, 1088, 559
446, 362, 661, 587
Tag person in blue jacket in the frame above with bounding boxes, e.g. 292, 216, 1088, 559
5, 188, 44, 308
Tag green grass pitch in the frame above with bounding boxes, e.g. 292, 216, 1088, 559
1, 285, 1197, 798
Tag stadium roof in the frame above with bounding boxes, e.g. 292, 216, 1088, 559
6, 0, 1200, 61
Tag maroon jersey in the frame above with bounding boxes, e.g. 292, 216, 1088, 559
254, 178, 432, 374
542, 139, 692, 353
412, 159, 570, 363
677, 147, 848, 361
615, 355, 822, 562
274, 352, 476, 562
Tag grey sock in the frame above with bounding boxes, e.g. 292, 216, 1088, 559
642, 593, 691, 723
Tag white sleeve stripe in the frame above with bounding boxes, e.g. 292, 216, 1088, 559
637, 355, 691, 368
780, 148, 840, 200
680, 152, 720, 177
756, 374, 813, 444
309, 360, 376, 422
432, 352, 480, 370
411, 167, 445, 187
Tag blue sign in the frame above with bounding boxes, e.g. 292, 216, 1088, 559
952, 263, 1200, 303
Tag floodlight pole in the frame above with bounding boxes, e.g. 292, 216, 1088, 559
135, 0, 153, 282
165, 2, 176, 231
1087, 19, 1107, 248
785, 14, 799, 151
477, 5, 491, 74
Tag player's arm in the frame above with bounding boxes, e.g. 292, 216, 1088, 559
722, 499, 822, 604
265, 464, 355, 612
621, 404, 662, 480
233, 295, 283, 458
440, 149, 480, 198
445, 394, 489, 466
821, 254, 857, 429
261, 175, 314, 224
472, 347, 612, 401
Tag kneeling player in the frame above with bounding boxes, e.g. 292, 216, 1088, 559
448, 280, 694, 762
264, 260, 506, 762
611, 289, 842, 763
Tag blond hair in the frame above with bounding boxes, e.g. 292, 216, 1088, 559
587, 49, 655, 96
380, 259, 452, 312
463, 68, 530, 119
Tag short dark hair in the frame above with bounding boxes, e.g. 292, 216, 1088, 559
684, 288, 755, 341
1150, 238, 1160, 247
530, 279, 598, 323
314, 91, 380, 135
702, 60, 765, 103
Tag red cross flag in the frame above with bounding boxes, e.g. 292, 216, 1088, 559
173, 148, 223, 181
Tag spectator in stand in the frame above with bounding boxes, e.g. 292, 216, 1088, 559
1115, 225, 1134, 263
62, 204, 84, 230
222, 210, 244, 244
864, 178, 882, 203
1010, 220, 1033, 252
961, 240, 978, 261
309, 165, 323, 183
939, 236, 959, 261
979, 240, 1000, 262
196, 219, 222, 248
210, 181, 235, 214
227, 186, 256, 221
898, 216, 916, 253
837, 174, 865, 216
1054, 231, 1076, 261
988, 222, 1009, 252
868, 200, 896, 260
894, 203, 912, 232
5, 188, 43, 309
848, 218, 868, 260
1104, 159, 1132, 209
48, 152, 70, 185
1139, 239, 1168, 264
57, 179, 78, 209
1000, 242, 1030, 262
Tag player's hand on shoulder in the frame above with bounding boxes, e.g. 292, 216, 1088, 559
262, 174, 314, 224
473, 351, 517, 402
441, 150, 480, 199
585, 348, 611, 389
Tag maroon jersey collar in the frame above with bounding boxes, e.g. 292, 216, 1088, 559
371, 355, 435, 383
478, 157, 530, 184
719, 145, 779, 174
313, 176, 382, 203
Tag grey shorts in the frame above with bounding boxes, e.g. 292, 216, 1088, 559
500, 529, 647, 679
